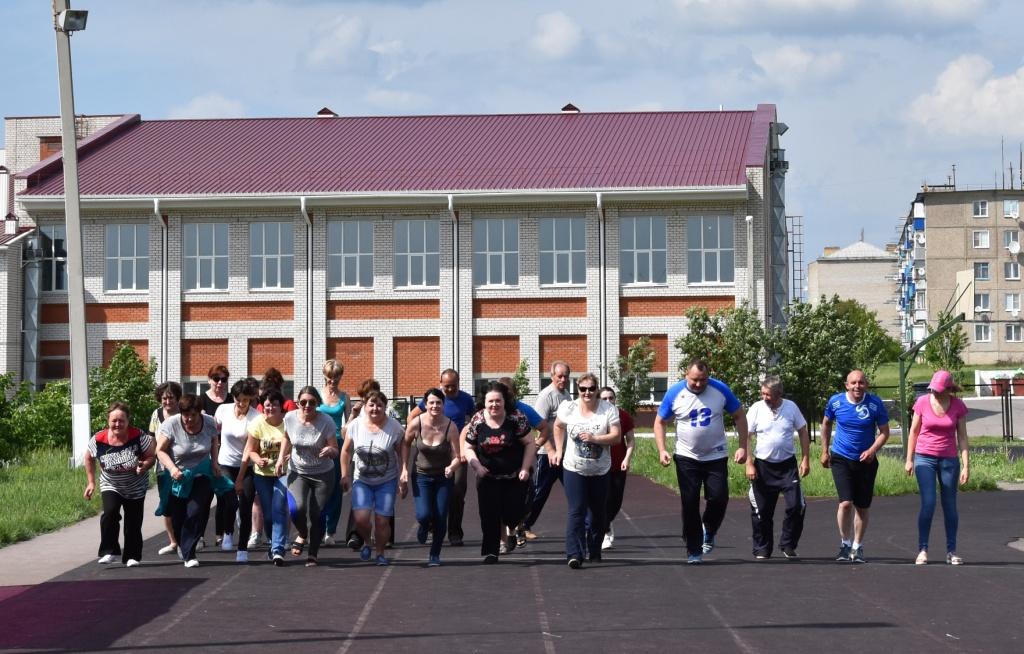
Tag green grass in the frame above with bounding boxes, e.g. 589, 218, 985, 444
0, 448, 99, 547
631, 437, 1024, 498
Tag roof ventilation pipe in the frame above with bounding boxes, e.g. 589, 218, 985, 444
561, 103, 580, 113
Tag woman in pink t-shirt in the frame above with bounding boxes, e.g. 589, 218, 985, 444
904, 370, 970, 565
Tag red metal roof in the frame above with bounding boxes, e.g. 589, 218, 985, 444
0, 226, 34, 248
21, 105, 776, 197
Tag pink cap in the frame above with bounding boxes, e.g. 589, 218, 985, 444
928, 370, 960, 393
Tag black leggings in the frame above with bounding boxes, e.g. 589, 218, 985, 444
221, 465, 256, 550
98, 491, 145, 563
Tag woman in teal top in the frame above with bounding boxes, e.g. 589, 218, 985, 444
319, 359, 349, 545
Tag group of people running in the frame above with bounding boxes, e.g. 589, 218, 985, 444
82, 356, 970, 569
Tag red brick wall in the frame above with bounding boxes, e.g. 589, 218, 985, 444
40, 303, 149, 324
102, 340, 149, 367
182, 301, 294, 322
38, 340, 70, 380
248, 339, 294, 377
181, 339, 229, 377
393, 337, 440, 397
540, 335, 587, 374
473, 336, 520, 375
326, 338, 374, 395
619, 296, 734, 318
328, 300, 439, 320
474, 297, 587, 319
620, 334, 669, 372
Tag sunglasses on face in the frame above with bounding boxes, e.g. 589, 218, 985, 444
298, 399, 318, 408
210, 376, 228, 383
578, 386, 597, 393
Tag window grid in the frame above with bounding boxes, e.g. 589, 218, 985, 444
687, 215, 735, 284
104, 224, 150, 292
394, 219, 440, 288
1005, 230, 1020, 249
975, 324, 991, 342
249, 222, 294, 290
620, 216, 667, 285
975, 292, 990, 312
472, 218, 519, 287
1007, 324, 1023, 342
972, 230, 990, 248
1006, 293, 1021, 312
539, 217, 585, 286
1007, 262, 1022, 280
183, 223, 229, 290
1005, 199, 1020, 218
974, 262, 990, 281
39, 225, 67, 292
914, 291, 926, 311
973, 201, 988, 218
327, 221, 374, 289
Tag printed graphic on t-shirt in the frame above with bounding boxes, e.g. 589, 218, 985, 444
567, 422, 603, 460
98, 445, 141, 473
479, 430, 510, 455
356, 441, 391, 479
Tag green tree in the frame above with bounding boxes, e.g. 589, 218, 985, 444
834, 299, 901, 376
609, 336, 655, 415
511, 359, 531, 401
674, 305, 776, 407
0, 376, 71, 461
922, 307, 968, 384
88, 343, 158, 433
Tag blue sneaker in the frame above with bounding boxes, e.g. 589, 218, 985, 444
360, 545, 372, 562
701, 532, 715, 555
375, 555, 389, 566
687, 553, 703, 565
427, 554, 441, 567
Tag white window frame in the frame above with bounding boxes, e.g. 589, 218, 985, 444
975, 324, 991, 342
974, 292, 990, 312
472, 217, 519, 287
249, 222, 294, 290
1005, 199, 1020, 219
38, 224, 68, 292
104, 223, 150, 292
1006, 293, 1021, 312
1004, 230, 1020, 249
620, 215, 668, 285
327, 220, 374, 289
973, 230, 990, 248
974, 262, 990, 281
1006, 261, 1021, 280
1007, 323, 1023, 342
183, 223, 229, 291
687, 215, 735, 285
538, 216, 586, 286
914, 290, 926, 311
394, 219, 440, 288
973, 200, 988, 218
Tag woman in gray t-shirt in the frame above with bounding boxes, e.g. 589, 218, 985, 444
282, 386, 339, 566
155, 394, 220, 567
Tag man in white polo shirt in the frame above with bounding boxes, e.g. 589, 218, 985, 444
654, 358, 749, 564
744, 375, 810, 560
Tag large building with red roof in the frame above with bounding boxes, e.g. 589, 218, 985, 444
2, 105, 789, 399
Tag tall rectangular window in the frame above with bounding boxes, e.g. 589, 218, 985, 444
328, 221, 374, 288
973, 230, 990, 248
974, 262, 990, 281
973, 201, 988, 218
539, 217, 585, 285
1006, 293, 1021, 312
914, 290, 926, 311
183, 223, 229, 291
1004, 199, 1020, 218
473, 218, 519, 287
975, 292, 990, 312
39, 225, 67, 292
394, 219, 439, 287
104, 223, 149, 291
688, 215, 735, 284
620, 215, 667, 284
249, 222, 294, 290
1004, 230, 1020, 249
1007, 324, 1023, 342
975, 324, 991, 342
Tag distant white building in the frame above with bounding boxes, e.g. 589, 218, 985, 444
807, 240, 899, 339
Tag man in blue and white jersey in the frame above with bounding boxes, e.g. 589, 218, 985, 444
654, 358, 749, 564
820, 369, 890, 564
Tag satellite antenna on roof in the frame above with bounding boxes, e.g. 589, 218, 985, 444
561, 103, 580, 113
317, 107, 339, 118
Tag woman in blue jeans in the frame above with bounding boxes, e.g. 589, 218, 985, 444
243, 389, 290, 566
904, 369, 970, 565
400, 388, 460, 566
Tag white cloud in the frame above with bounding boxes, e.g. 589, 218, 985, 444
909, 55, 1024, 138
167, 93, 246, 119
364, 88, 427, 109
305, 15, 372, 69
753, 44, 844, 88
530, 12, 582, 59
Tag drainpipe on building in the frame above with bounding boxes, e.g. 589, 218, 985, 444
155, 199, 168, 382
301, 197, 313, 387
597, 192, 607, 386
21, 234, 42, 389
449, 194, 459, 372
746, 215, 755, 309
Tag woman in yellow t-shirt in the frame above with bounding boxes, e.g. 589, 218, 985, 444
243, 389, 289, 566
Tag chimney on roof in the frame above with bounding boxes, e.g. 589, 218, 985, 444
5, 213, 17, 236
316, 107, 339, 118
561, 103, 580, 113
0, 164, 9, 222
823, 246, 840, 257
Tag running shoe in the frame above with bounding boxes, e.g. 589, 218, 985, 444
97, 554, 117, 564
567, 557, 582, 569
236, 551, 249, 564
375, 555, 389, 566
157, 543, 177, 556
427, 555, 441, 567
686, 553, 703, 565
835, 544, 852, 562
515, 527, 527, 548
781, 547, 799, 559
322, 534, 335, 546
601, 533, 614, 551
248, 532, 261, 550
915, 550, 928, 565
499, 541, 508, 555
347, 535, 363, 550
701, 529, 715, 555
196, 537, 206, 552
851, 546, 866, 563
946, 552, 964, 565
360, 545, 372, 562
125, 559, 140, 568
754, 551, 770, 560
184, 559, 199, 568
272, 553, 285, 567
221, 534, 234, 551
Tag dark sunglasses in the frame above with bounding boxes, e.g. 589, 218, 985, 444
210, 376, 228, 383
578, 386, 597, 393
298, 399, 318, 408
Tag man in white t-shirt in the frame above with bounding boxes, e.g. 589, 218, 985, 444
744, 376, 810, 560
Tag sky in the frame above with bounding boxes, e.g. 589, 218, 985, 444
3, 0, 1024, 271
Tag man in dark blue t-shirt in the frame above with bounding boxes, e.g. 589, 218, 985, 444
407, 369, 476, 545
820, 369, 890, 564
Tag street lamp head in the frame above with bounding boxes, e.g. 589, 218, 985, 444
57, 9, 88, 32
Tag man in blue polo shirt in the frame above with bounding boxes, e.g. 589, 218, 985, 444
654, 358, 749, 564
820, 369, 890, 563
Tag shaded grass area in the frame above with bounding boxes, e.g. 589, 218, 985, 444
0, 448, 97, 547
631, 437, 1024, 498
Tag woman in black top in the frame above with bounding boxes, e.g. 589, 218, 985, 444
201, 364, 233, 550
463, 382, 536, 563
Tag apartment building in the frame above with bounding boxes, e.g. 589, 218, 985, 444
898, 187, 1024, 364
3, 105, 789, 397
807, 240, 899, 340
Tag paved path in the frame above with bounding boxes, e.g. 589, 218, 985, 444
1, 475, 1022, 653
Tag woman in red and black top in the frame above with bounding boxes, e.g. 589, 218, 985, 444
463, 381, 536, 563
84, 402, 156, 567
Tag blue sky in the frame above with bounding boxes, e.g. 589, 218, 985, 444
3, 0, 1024, 271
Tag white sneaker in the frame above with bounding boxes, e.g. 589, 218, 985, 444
196, 537, 206, 552
184, 559, 200, 568
322, 534, 335, 546
601, 533, 614, 550
125, 559, 140, 568
247, 532, 260, 549
97, 554, 117, 564
221, 534, 234, 551
236, 550, 249, 564
157, 543, 177, 556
